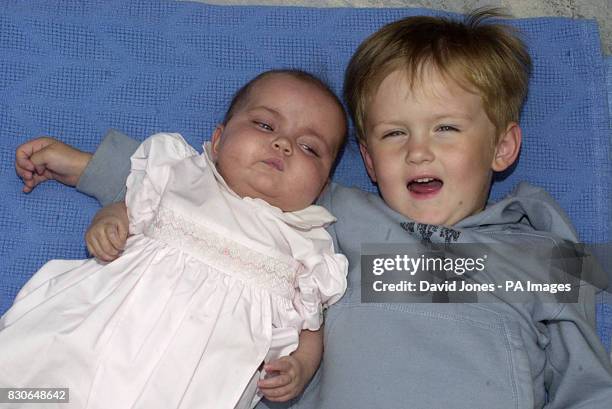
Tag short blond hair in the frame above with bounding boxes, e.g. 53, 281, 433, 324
344, 8, 531, 143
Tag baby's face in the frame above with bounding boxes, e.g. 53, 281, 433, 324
361, 68, 515, 226
211, 74, 346, 212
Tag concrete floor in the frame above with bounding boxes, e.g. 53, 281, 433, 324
194, 0, 611, 54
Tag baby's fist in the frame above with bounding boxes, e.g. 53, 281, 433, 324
85, 215, 128, 262
257, 355, 306, 402
15, 136, 91, 193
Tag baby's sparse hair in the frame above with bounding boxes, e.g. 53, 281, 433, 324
222, 69, 348, 140
344, 8, 532, 143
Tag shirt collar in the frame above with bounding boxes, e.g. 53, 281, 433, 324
202, 142, 336, 230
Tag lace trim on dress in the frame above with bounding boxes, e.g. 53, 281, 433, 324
146, 206, 299, 299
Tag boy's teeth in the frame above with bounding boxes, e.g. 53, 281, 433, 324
415, 178, 434, 183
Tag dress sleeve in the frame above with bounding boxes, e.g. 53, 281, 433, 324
76, 129, 141, 206
125, 133, 197, 235
293, 231, 348, 331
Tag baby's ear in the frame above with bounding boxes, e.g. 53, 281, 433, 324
210, 125, 224, 161
359, 142, 377, 182
491, 123, 522, 172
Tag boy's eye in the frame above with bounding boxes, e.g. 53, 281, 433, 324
382, 130, 405, 138
437, 125, 459, 132
300, 143, 319, 157
254, 121, 273, 131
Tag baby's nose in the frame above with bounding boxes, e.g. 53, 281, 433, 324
272, 137, 292, 155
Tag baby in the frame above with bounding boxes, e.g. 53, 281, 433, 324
1, 69, 348, 409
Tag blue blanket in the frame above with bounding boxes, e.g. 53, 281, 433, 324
0, 0, 610, 349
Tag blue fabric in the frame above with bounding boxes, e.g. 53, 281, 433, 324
607, 57, 612, 121
596, 56, 612, 352
0, 0, 610, 346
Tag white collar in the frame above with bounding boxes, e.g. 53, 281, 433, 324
202, 142, 336, 230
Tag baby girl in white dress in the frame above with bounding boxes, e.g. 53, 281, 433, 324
0, 70, 348, 409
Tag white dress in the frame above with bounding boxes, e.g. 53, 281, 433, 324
0, 133, 348, 409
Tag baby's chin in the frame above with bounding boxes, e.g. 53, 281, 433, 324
235, 186, 313, 212
270, 198, 315, 213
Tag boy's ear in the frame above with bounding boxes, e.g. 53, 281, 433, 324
491, 123, 522, 172
359, 142, 377, 183
210, 125, 224, 161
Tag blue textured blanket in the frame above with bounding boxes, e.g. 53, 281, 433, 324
0, 0, 610, 349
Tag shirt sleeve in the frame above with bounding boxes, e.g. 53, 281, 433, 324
76, 129, 141, 206
536, 284, 612, 407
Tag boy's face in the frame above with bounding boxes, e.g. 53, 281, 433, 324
360, 68, 519, 226
212, 74, 346, 212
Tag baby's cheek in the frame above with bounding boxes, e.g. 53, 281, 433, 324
315, 167, 331, 191
215, 161, 232, 183
296, 170, 323, 199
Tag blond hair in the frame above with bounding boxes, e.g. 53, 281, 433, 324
344, 8, 531, 143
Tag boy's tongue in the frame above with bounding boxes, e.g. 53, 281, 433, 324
408, 179, 443, 194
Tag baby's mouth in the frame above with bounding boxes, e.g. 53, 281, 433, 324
407, 177, 443, 194
263, 158, 284, 171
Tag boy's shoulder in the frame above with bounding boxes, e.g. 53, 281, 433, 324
319, 182, 402, 222
460, 181, 579, 242
323, 181, 374, 203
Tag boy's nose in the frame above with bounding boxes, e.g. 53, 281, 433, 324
405, 137, 434, 164
272, 137, 293, 155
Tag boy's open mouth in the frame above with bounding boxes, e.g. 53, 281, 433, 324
407, 177, 443, 194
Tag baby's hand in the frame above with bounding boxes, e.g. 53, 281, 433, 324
85, 203, 129, 262
257, 355, 307, 402
15, 137, 92, 193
